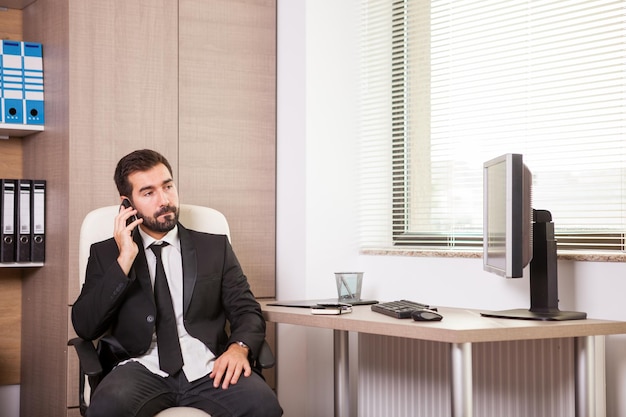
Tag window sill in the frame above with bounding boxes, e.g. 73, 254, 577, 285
360, 248, 626, 262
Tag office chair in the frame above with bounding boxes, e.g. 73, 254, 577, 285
68, 204, 275, 416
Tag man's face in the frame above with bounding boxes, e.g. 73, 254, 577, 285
127, 163, 180, 239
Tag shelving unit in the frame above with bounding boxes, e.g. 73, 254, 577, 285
0, 123, 44, 138
0, 0, 37, 9
0, 262, 43, 267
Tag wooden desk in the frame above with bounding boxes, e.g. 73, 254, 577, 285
261, 301, 626, 417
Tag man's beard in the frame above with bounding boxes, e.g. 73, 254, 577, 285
138, 205, 179, 233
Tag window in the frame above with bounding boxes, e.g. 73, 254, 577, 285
359, 0, 626, 255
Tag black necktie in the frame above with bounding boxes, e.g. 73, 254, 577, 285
150, 242, 184, 375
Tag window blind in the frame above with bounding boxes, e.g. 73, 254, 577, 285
359, 0, 626, 253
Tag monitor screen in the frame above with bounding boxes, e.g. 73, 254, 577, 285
483, 153, 532, 278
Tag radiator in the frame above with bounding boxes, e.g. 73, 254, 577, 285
358, 334, 575, 417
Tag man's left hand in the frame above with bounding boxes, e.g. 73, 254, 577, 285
209, 343, 252, 389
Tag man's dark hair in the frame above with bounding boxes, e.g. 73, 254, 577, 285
114, 149, 173, 198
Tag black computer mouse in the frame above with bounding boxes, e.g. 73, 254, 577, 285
412, 309, 443, 321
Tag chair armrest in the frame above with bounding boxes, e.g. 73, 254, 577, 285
69, 336, 274, 373
256, 339, 275, 369
68, 337, 103, 377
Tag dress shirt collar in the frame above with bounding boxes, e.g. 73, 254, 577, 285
138, 224, 180, 252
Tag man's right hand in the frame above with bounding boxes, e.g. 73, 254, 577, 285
115, 204, 142, 275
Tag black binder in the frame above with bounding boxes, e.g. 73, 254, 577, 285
16, 179, 32, 262
31, 179, 46, 263
0, 179, 17, 263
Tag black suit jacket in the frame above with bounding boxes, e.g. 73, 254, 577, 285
71, 223, 266, 364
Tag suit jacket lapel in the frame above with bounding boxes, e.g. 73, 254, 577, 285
178, 223, 197, 315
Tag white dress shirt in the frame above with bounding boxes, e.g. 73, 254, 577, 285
128, 226, 216, 381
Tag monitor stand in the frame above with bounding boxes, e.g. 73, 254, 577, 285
481, 209, 587, 321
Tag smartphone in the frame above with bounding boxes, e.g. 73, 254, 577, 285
120, 198, 138, 228
311, 304, 352, 315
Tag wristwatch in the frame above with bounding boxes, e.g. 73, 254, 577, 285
234, 341, 249, 350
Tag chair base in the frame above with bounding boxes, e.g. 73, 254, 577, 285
155, 407, 211, 416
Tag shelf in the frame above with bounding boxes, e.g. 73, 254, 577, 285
0, 123, 44, 138
0, 0, 37, 9
0, 262, 44, 267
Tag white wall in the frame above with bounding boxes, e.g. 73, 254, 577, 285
276, 1, 626, 416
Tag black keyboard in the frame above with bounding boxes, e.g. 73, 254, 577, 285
371, 299, 436, 319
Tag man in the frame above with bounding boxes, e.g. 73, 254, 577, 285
72, 149, 282, 417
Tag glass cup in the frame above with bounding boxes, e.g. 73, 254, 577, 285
334, 272, 363, 302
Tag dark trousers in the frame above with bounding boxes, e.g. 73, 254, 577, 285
86, 361, 283, 417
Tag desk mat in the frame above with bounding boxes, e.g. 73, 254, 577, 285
267, 298, 379, 308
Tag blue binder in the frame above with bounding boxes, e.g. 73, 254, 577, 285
23, 42, 44, 125
0, 48, 3, 123
0, 40, 44, 126
1, 40, 25, 124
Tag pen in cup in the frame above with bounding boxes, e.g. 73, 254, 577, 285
340, 276, 355, 300
334, 272, 363, 301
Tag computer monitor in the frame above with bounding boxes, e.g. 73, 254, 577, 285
483, 153, 532, 278
481, 153, 586, 321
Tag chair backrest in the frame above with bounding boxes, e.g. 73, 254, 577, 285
78, 204, 230, 286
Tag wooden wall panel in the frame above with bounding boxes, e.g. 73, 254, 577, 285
66, 0, 179, 304
22, 6, 73, 416
0, 270, 21, 385
0, 139, 22, 174
178, 0, 277, 299
21, 0, 178, 415
0, 7, 22, 40
21, 0, 75, 414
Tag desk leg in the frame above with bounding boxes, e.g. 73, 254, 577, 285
451, 342, 473, 417
334, 329, 350, 417
576, 335, 603, 417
